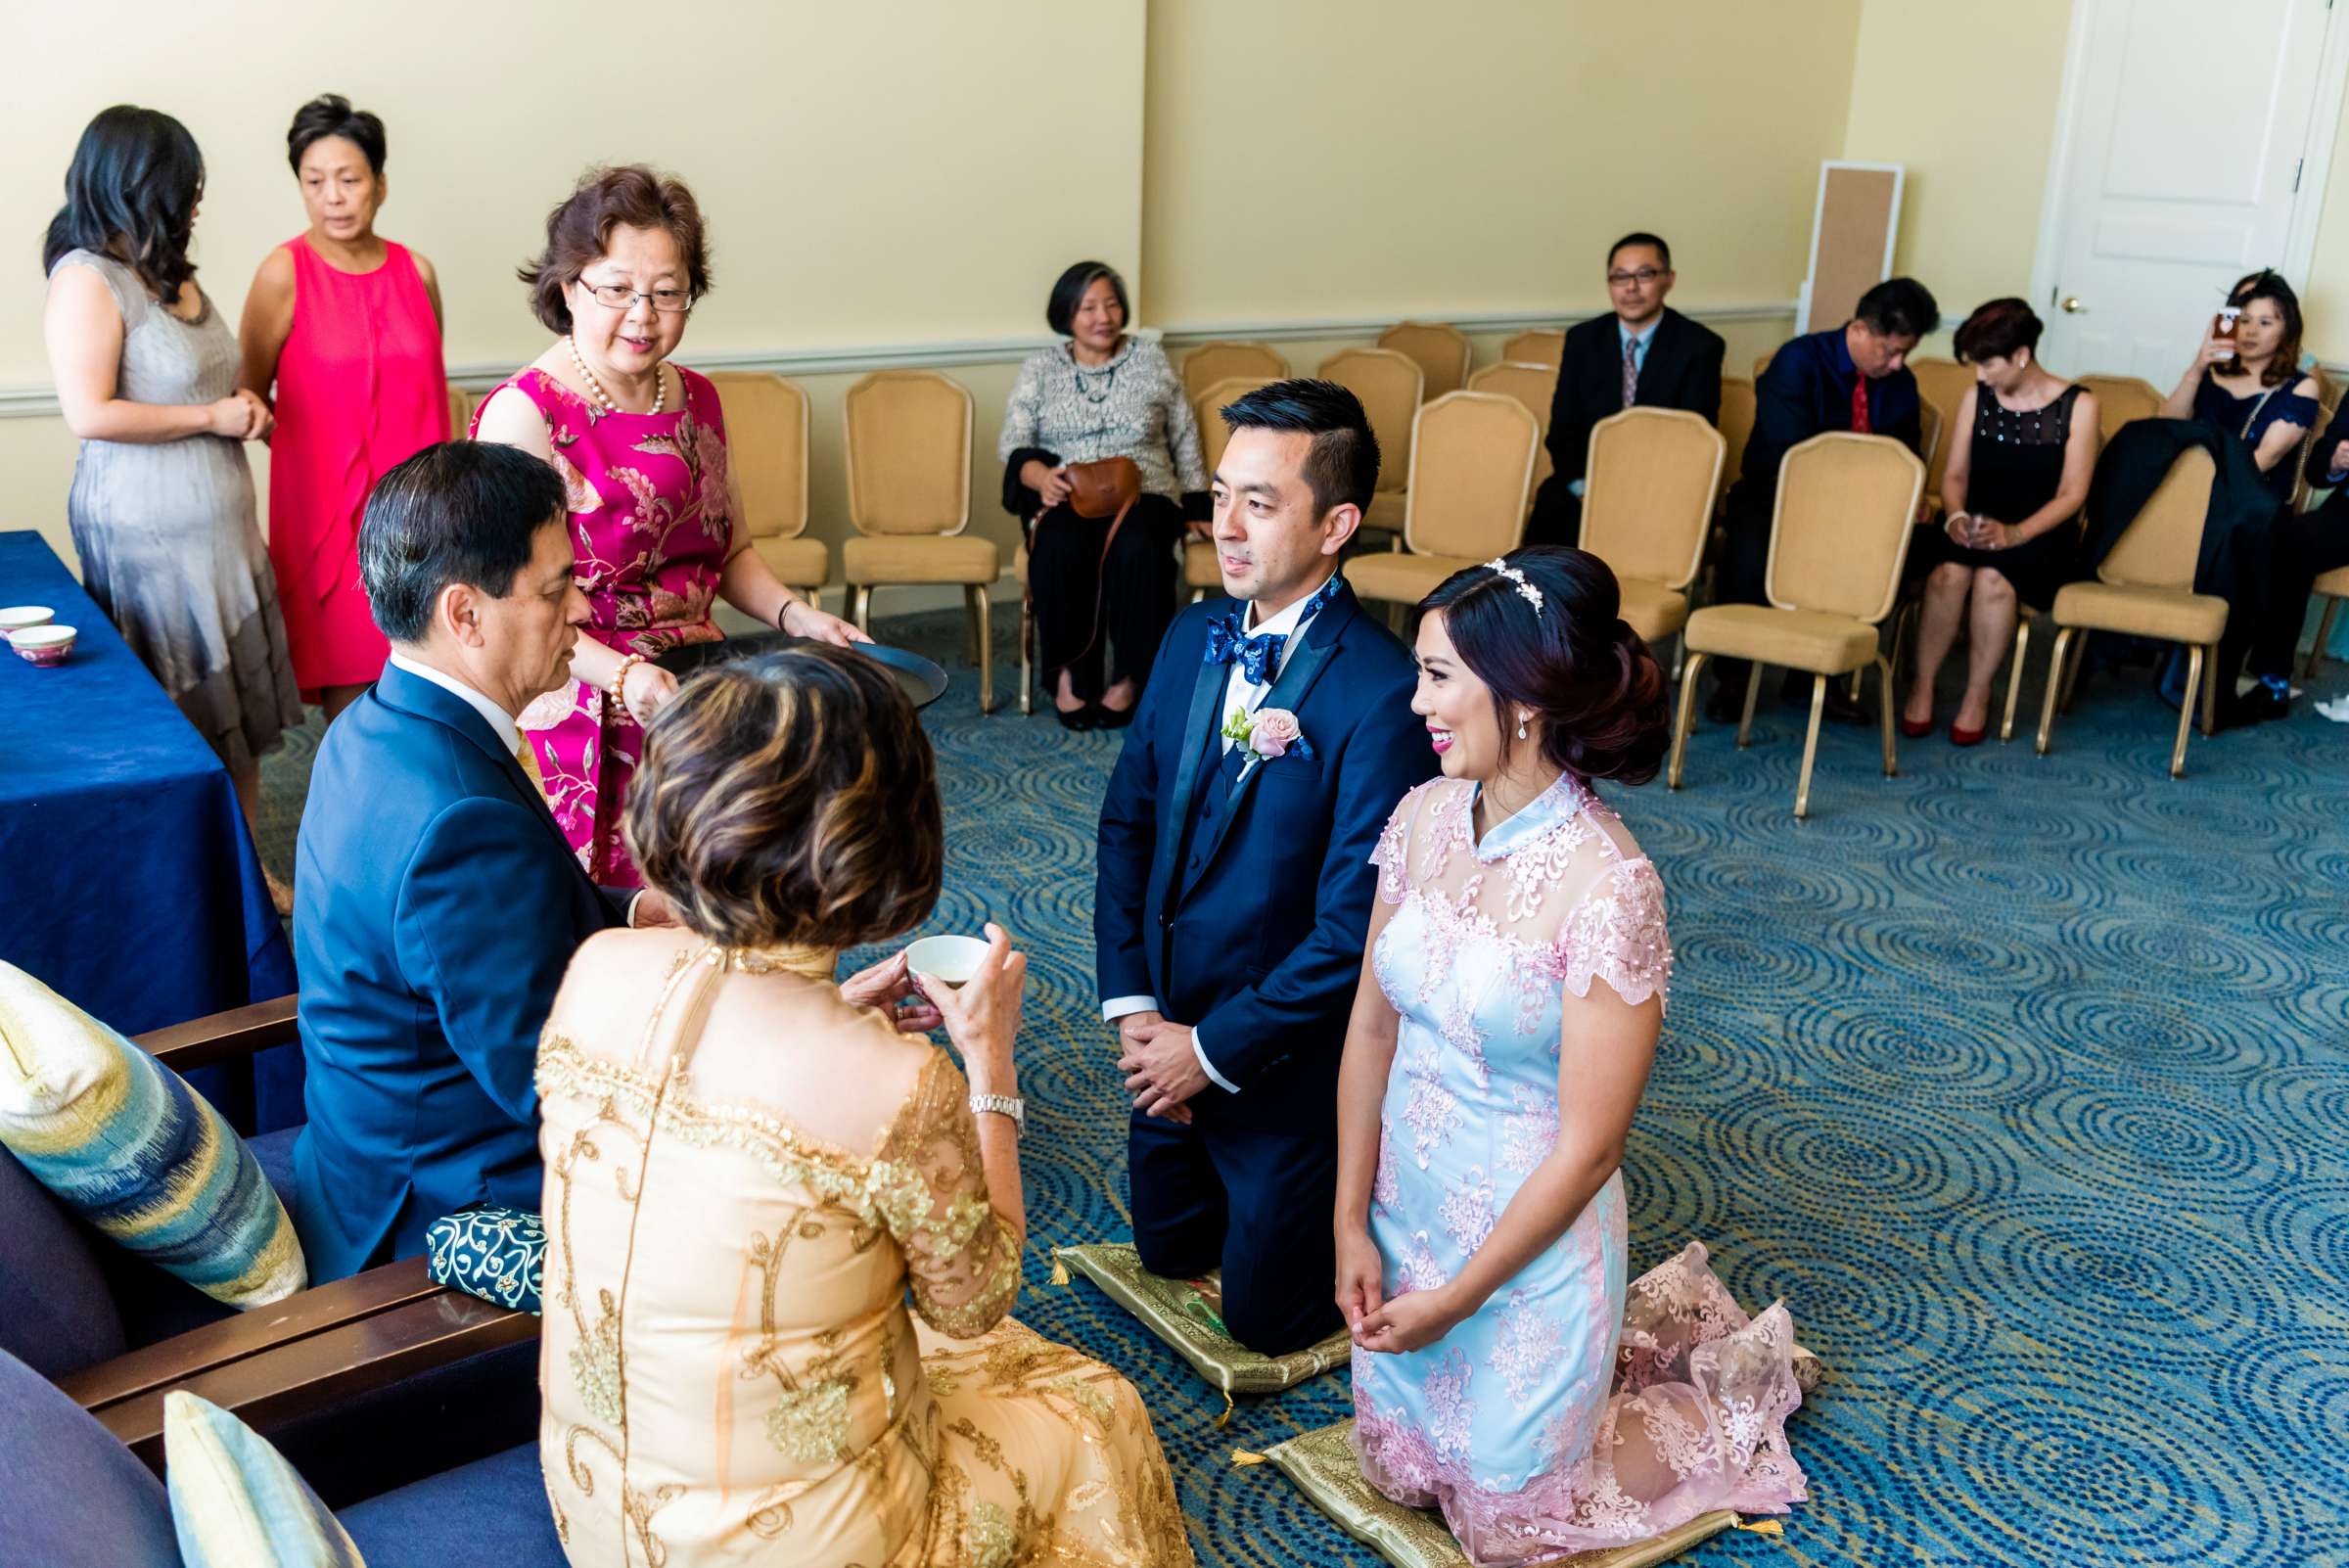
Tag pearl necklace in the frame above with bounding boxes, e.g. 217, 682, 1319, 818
566, 334, 665, 416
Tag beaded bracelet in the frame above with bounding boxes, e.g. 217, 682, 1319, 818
609, 652, 648, 703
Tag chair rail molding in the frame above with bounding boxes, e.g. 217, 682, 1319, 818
0, 301, 1798, 418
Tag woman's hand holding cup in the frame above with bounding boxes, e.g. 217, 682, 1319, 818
912, 922, 1027, 1097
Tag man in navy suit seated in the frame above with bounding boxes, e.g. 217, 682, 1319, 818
291, 441, 666, 1280
1096, 380, 1437, 1354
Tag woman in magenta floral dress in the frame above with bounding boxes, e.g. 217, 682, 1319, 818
1333, 548, 1807, 1565
476, 165, 861, 884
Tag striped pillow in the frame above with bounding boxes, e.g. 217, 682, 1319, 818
0, 963, 303, 1307
163, 1390, 364, 1567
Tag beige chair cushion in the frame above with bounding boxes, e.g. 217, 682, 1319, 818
1183, 537, 1221, 589
753, 535, 828, 589
2309, 563, 2349, 595
1683, 604, 1879, 674
1617, 577, 1690, 643
2051, 581, 2228, 645
1348, 551, 1480, 606
842, 534, 998, 585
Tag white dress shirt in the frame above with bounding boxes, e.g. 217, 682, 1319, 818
1104, 575, 1334, 1095
389, 652, 643, 926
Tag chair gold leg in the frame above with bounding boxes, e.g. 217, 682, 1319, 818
1888, 601, 1915, 692
2198, 642, 2218, 738
2172, 642, 2202, 777
2037, 626, 2073, 755
852, 586, 872, 636
2305, 597, 2340, 681
965, 586, 983, 667
1670, 632, 1685, 683
2002, 619, 2031, 743
974, 587, 994, 715
1018, 593, 1034, 717
2058, 627, 2088, 713
1794, 674, 1826, 818
1875, 655, 1898, 777
1736, 663, 1764, 748
1668, 652, 1706, 789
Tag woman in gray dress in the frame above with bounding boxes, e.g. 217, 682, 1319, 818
41, 106, 303, 862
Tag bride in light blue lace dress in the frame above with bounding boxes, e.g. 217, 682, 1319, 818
1333, 549, 1806, 1566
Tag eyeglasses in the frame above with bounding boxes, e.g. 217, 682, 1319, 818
577, 280, 693, 314
1607, 268, 1666, 287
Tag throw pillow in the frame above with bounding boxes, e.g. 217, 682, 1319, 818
0, 962, 303, 1307
163, 1390, 364, 1567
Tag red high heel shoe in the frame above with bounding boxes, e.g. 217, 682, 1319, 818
1899, 715, 1933, 739
1948, 719, 1986, 747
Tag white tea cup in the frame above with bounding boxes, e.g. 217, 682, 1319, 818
902, 934, 991, 988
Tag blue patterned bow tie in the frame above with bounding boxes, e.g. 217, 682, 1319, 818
1202, 573, 1344, 684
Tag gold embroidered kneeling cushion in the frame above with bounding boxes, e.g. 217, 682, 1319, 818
1260, 1418, 1740, 1568
1050, 1242, 1351, 1395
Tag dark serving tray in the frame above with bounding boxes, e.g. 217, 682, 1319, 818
652, 633, 949, 712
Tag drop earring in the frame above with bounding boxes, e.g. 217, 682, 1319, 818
1516, 715, 1529, 740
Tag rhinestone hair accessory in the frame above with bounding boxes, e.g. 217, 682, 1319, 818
1481, 558, 1545, 615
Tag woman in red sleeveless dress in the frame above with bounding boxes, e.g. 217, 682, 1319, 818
239, 95, 447, 719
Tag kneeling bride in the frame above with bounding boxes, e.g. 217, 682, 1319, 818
1336, 550, 1808, 1565
534, 647, 1190, 1568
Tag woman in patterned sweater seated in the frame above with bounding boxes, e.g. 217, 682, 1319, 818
534, 646, 1190, 1568
1001, 260, 1207, 729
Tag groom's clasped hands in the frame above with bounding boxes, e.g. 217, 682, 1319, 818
1115, 1011, 1206, 1126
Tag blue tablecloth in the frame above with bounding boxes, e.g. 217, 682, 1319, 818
0, 531, 300, 1132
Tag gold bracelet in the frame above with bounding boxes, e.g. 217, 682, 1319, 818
608, 652, 648, 702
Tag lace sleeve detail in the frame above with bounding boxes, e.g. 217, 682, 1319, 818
871, 1049, 1024, 1338
1369, 780, 1438, 905
1557, 857, 1673, 1010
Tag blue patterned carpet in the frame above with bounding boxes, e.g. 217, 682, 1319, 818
258, 616, 2349, 1567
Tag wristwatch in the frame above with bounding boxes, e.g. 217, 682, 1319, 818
968, 1092, 1026, 1137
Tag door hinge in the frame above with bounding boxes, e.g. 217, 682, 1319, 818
2294, 158, 2306, 193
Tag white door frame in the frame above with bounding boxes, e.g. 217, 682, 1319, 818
2027, 0, 2349, 328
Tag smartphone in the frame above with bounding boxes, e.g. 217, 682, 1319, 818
2213, 305, 2242, 361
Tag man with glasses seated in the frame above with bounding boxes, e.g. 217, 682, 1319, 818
1529, 232, 1726, 545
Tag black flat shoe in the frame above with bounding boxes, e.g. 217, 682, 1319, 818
1093, 702, 1135, 729
1054, 704, 1095, 731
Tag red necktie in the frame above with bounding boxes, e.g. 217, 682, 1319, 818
1850, 377, 1871, 434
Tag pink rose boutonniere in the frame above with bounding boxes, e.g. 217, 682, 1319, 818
1224, 706, 1314, 763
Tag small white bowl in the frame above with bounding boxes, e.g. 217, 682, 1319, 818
903, 934, 991, 986
0, 606, 53, 634
9, 624, 77, 667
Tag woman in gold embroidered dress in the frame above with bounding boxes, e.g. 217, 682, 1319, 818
534, 646, 1192, 1568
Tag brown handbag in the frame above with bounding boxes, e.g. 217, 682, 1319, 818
1065, 456, 1142, 523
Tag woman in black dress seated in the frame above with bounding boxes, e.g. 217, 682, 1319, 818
1903, 299, 2099, 744
2159, 269, 2323, 721
1000, 260, 1206, 729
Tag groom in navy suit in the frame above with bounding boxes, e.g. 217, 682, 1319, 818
1096, 380, 1435, 1354
292, 442, 662, 1280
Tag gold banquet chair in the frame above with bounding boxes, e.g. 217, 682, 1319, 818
1318, 346, 1424, 546
1347, 391, 1541, 615
2074, 374, 2163, 443
1378, 320, 1472, 400
445, 383, 473, 438
1180, 341, 1288, 402
1499, 328, 1565, 368
1181, 374, 1273, 605
840, 370, 999, 713
1910, 356, 1974, 516
2036, 447, 2222, 777
1716, 377, 1757, 511
1669, 433, 1925, 818
1577, 408, 1725, 658
1466, 360, 1561, 504
708, 371, 826, 603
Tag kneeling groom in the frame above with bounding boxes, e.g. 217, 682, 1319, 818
1096, 380, 1436, 1354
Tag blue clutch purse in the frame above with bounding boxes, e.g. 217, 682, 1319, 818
424, 1206, 546, 1314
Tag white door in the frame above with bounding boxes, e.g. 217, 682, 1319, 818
2034, 0, 2344, 384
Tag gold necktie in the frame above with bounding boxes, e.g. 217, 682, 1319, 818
514, 736, 550, 802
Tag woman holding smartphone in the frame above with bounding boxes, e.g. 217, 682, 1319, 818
2161, 269, 2320, 505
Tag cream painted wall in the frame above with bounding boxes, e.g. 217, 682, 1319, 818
1840, 0, 2072, 342
6, 0, 1146, 582
1141, 0, 1864, 327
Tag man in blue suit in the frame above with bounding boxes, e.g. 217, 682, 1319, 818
292, 442, 663, 1280
1096, 380, 1436, 1354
